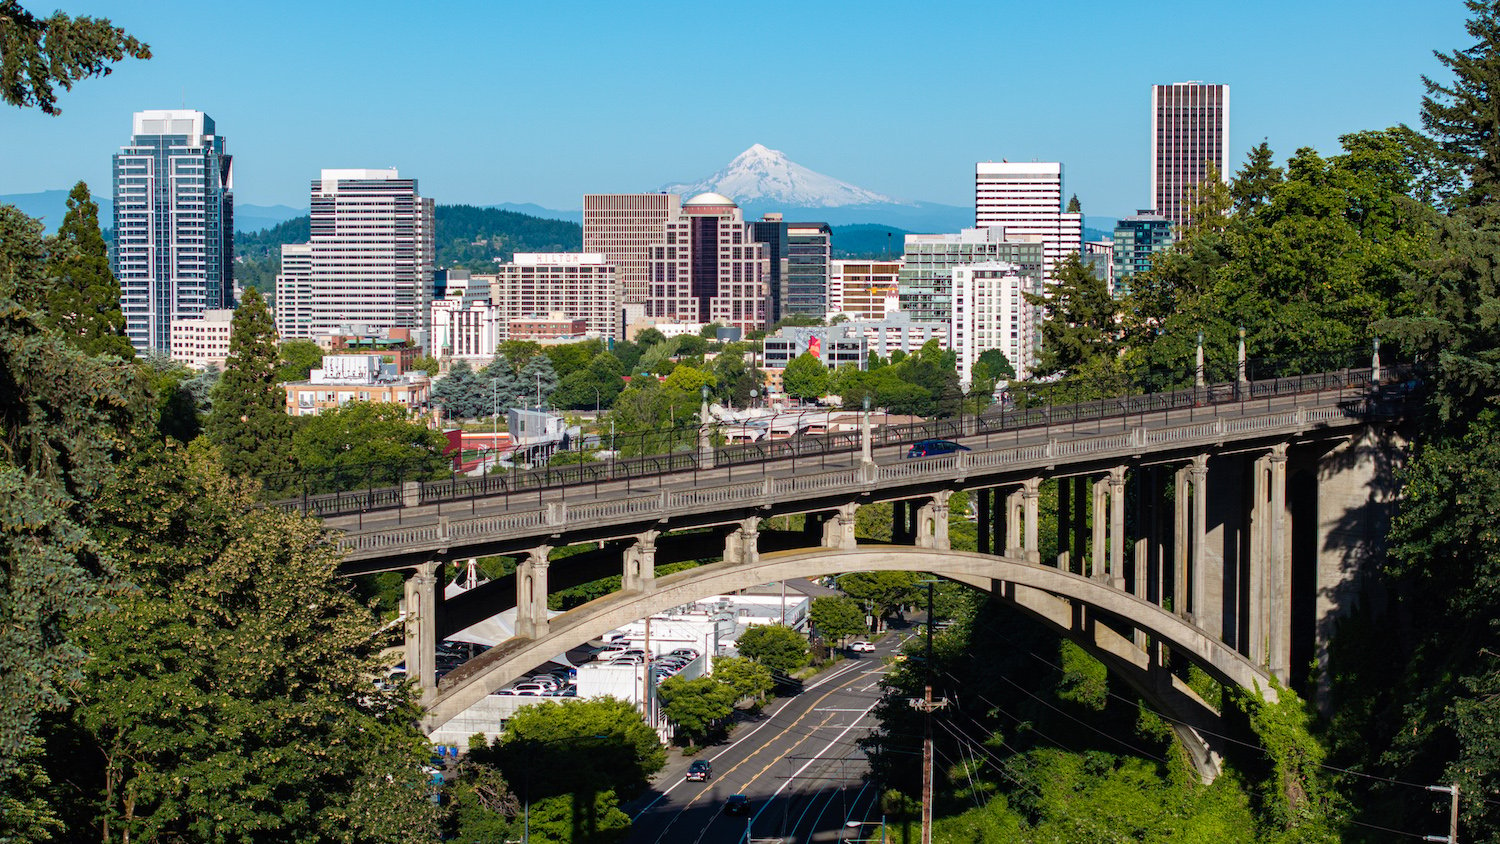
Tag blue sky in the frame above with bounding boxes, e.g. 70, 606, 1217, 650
0, 1, 1473, 218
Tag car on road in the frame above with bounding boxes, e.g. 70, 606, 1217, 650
906, 438, 971, 458
849, 641, 876, 653
686, 759, 712, 782
725, 794, 750, 816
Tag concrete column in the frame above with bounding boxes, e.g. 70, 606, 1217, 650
622, 530, 659, 594
1057, 477, 1072, 570
916, 491, 952, 551
1173, 466, 1189, 619
1092, 476, 1108, 581
1249, 453, 1270, 667
699, 398, 715, 469
822, 503, 858, 550
403, 561, 440, 700
977, 488, 992, 555
1268, 444, 1291, 681
1109, 466, 1127, 591
515, 545, 552, 639
1188, 455, 1209, 626
1005, 487, 1023, 558
724, 517, 761, 565
1021, 477, 1041, 564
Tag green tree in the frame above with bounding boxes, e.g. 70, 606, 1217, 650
43, 181, 133, 358
837, 571, 920, 629
542, 339, 603, 379
493, 698, 665, 813
1066, 193, 1082, 214
275, 338, 323, 381
1027, 252, 1120, 379
734, 624, 809, 675
658, 675, 735, 745
204, 287, 293, 486
0, 1, 151, 114
410, 353, 439, 374
291, 401, 449, 490
781, 351, 830, 401
0, 204, 144, 819
809, 595, 866, 644
634, 327, 667, 349
61, 442, 440, 842
710, 656, 774, 703
433, 359, 484, 421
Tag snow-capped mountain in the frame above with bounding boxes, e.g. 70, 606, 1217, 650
663, 144, 905, 208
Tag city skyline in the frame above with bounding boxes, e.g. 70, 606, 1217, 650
0, 1, 1469, 219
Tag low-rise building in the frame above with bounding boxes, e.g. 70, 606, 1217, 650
168, 308, 235, 370
762, 313, 947, 371
283, 354, 430, 416
507, 313, 589, 344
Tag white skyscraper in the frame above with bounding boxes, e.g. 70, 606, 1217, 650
275, 169, 434, 347
112, 110, 234, 356
974, 162, 1082, 285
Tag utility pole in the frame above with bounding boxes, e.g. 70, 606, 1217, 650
1424, 783, 1459, 843
910, 580, 946, 844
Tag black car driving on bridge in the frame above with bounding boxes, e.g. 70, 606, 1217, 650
906, 438, 971, 458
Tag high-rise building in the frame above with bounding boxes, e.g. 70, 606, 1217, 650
1112, 211, 1174, 296
274, 169, 434, 347
785, 222, 832, 318
486, 253, 618, 342
898, 227, 1043, 327
111, 109, 234, 356
1152, 82, 1230, 228
1083, 239, 1115, 294
749, 216, 832, 321
974, 162, 1081, 285
952, 262, 1036, 385
645, 193, 769, 333
583, 193, 681, 331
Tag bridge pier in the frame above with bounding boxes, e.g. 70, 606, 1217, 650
1248, 445, 1291, 679
915, 491, 952, 551
1174, 455, 1209, 625
622, 530, 659, 594
403, 561, 441, 701
822, 503, 858, 550
724, 517, 760, 565
515, 545, 552, 639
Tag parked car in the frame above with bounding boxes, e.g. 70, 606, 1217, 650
849, 641, 876, 653
725, 794, 750, 816
510, 681, 552, 695
559, 682, 578, 697
906, 438, 971, 458
686, 759, 712, 782
609, 657, 643, 667
670, 648, 700, 660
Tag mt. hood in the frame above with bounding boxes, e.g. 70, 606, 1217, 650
663, 144, 906, 208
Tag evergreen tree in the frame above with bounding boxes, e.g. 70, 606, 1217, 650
205, 287, 292, 486
0, 1, 151, 114
43, 181, 133, 358
433, 359, 482, 421
1423, 0, 1500, 209
1026, 252, 1121, 378
1066, 193, 1082, 214
0, 203, 143, 828
517, 353, 559, 409
479, 354, 521, 414
1230, 141, 1283, 215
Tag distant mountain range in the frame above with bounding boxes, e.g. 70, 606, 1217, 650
0, 189, 306, 235
4, 147, 1121, 245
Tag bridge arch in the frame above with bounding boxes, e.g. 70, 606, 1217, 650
425, 546, 1278, 752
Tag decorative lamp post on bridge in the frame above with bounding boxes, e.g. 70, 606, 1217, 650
699, 384, 715, 469
861, 395, 873, 467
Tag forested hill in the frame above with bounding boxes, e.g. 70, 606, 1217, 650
234, 205, 582, 267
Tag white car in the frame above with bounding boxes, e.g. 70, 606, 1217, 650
849, 641, 876, 653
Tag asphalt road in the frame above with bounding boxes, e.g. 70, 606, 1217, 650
324, 387, 1339, 542
624, 633, 911, 844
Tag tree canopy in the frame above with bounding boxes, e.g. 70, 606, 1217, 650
43, 181, 133, 358
0, 1, 150, 114
734, 624, 809, 675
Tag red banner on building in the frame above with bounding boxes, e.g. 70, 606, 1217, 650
808, 336, 821, 359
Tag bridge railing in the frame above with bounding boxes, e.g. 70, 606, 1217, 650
278, 361, 1415, 520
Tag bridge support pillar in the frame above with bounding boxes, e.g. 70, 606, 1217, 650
822, 503, 858, 550
915, 491, 951, 551
1250, 445, 1291, 679
1092, 476, 1108, 580
1004, 488, 1023, 558
515, 545, 552, 639
622, 531, 659, 594
1185, 455, 1209, 624
725, 517, 760, 565
403, 561, 440, 701
1109, 466, 1127, 591
1021, 478, 1041, 563
977, 488, 991, 555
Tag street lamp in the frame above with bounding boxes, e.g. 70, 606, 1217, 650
844, 818, 888, 843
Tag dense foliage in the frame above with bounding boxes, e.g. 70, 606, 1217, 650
0, 0, 150, 114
